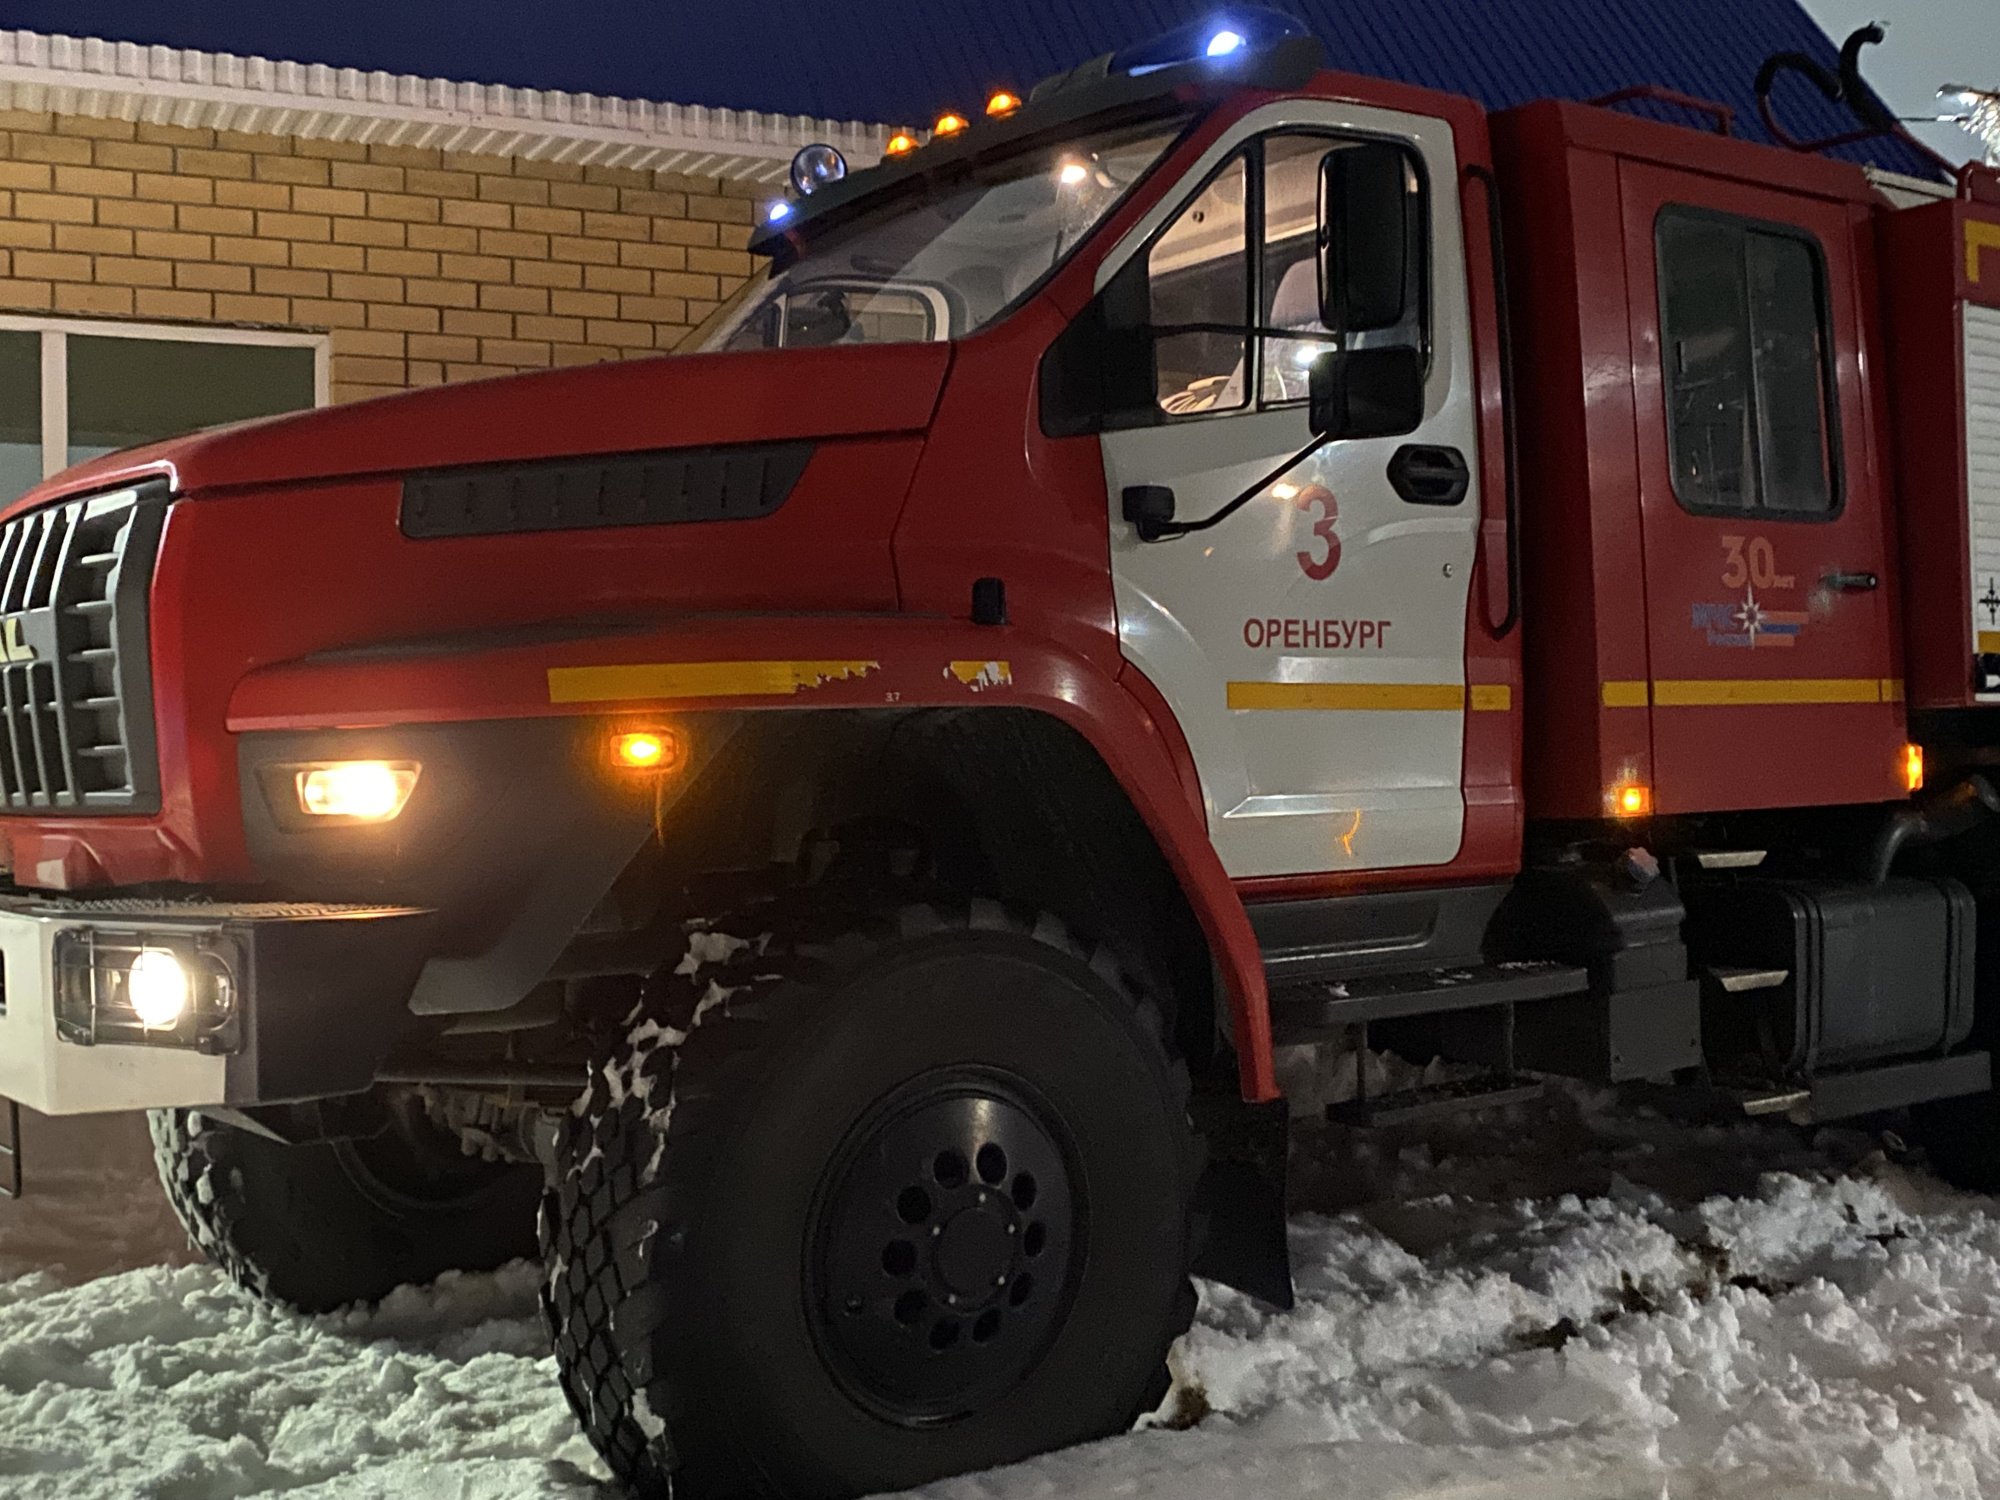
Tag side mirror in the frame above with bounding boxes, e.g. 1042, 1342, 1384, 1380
1309, 347, 1424, 441
1320, 143, 1412, 334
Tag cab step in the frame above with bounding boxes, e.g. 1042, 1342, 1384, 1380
1324, 1072, 1547, 1128
1269, 959, 1588, 1042
1706, 966, 1789, 994
1634, 1050, 1992, 1125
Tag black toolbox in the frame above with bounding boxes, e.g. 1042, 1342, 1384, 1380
1685, 876, 1975, 1074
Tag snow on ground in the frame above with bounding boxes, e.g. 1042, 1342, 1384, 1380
5, 1092, 2000, 1498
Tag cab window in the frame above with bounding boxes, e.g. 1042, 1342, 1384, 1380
1657, 207, 1839, 517
1146, 133, 1428, 419
1147, 156, 1250, 414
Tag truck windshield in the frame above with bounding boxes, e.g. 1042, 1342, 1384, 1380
706, 113, 1194, 351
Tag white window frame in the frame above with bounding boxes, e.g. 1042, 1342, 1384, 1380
0, 315, 331, 479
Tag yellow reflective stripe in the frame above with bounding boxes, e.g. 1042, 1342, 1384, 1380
548, 659, 878, 703
1469, 683, 1512, 711
1601, 680, 1650, 708
1979, 631, 2000, 655
1651, 677, 1885, 707
1880, 678, 1905, 703
1226, 681, 1464, 711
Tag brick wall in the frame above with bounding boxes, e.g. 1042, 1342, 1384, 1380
0, 110, 764, 403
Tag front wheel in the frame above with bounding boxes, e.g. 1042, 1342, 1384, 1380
541, 896, 1198, 1499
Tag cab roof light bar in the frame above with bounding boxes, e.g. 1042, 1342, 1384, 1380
748, 15, 1322, 261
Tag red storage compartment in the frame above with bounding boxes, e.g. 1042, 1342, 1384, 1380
1880, 168, 2000, 709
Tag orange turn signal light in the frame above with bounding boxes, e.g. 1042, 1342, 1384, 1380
1902, 742, 1925, 794
1610, 781, 1652, 818
884, 130, 919, 157
610, 728, 686, 773
933, 111, 969, 137
985, 91, 1021, 117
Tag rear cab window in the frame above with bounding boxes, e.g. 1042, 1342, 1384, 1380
1656, 206, 1841, 518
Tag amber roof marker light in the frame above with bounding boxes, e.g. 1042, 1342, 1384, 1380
985, 90, 1022, 116
884, 129, 919, 157
610, 727, 688, 773
933, 111, 969, 138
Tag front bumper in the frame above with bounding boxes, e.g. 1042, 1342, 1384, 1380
0, 895, 432, 1115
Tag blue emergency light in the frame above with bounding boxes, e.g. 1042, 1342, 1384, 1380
1112, 8, 1308, 76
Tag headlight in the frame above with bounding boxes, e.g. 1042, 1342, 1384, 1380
293, 760, 421, 822
126, 949, 190, 1028
53, 927, 240, 1053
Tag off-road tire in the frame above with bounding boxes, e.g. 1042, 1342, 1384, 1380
150, 1101, 544, 1312
541, 894, 1199, 1500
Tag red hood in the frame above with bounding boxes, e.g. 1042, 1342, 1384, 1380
9, 340, 953, 514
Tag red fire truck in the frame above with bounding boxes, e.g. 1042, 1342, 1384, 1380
0, 10, 1994, 1495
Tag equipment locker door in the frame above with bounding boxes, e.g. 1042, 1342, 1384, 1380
1098, 103, 1483, 880
1620, 162, 1904, 812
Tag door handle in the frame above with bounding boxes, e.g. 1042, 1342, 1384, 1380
1822, 570, 1879, 593
1387, 444, 1471, 506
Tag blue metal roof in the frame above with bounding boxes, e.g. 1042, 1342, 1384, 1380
0, 0, 1942, 177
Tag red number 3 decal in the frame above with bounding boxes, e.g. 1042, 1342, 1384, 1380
1295, 485, 1341, 580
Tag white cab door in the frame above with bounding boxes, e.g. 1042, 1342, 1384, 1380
1099, 103, 1480, 880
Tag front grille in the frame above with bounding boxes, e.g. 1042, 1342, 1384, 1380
0, 483, 165, 813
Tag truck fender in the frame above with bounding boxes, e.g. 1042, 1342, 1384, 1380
229, 614, 1278, 1100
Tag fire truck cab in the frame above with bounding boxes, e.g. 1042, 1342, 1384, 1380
0, 12, 1994, 1498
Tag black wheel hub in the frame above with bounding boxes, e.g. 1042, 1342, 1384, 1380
810, 1072, 1078, 1423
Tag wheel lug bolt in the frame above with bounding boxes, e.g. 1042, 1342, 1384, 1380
931, 1225, 942, 1237
1005, 1223, 1016, 1235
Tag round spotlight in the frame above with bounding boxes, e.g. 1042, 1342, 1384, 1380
789, 142, 848, 196
128, 949, 190, 1029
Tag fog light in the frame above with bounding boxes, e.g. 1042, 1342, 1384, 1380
54, 927, 240, 1053
295, 761, 420, 821
126, 949, 189, 1029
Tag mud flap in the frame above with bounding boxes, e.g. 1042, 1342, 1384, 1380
1188, 1092, 1292, 1310
0, 1096, 16, 1198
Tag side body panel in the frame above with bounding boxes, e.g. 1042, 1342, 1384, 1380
1620, 160, 1905, 812
1492, 105, 1654, 822
1881, 193, 2000, 709
1497, 100, 1906, 819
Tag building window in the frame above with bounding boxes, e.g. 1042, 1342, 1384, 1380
1656, 208, 1839, 517
0, 318, 328, 507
